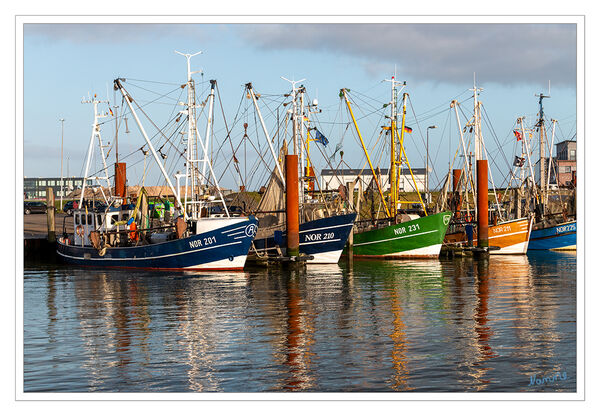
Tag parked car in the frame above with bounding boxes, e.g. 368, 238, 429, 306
63, 200, 107, 215
63, 200, 75, 215
24, 201, 47, 215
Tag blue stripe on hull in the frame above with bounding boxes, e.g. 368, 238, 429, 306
56, 217, 258, 270
252, 213, 357, 258
528, 221, 576, 250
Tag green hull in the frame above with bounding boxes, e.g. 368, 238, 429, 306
351, 211, 452, 258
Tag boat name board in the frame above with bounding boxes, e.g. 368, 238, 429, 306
492, 225, 513, 234
556, 224, 576, 234
394, 223, 420, 236
304, 232, 336, 242
189, 236, 217, 249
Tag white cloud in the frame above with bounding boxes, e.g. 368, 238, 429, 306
238, 23, 576, 87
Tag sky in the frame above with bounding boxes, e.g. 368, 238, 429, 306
22, 20, 578, 192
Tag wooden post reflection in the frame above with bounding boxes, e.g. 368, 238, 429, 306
390, 289, 411, 391
284, 273, 313, 391
472, 258, 497, 389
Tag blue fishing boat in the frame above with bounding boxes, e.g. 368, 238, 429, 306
251, 213, 356, 263
57, 51, 258, 271
244, 82, 356, 264
528, 220, 576, 251
57, 215, 258, 270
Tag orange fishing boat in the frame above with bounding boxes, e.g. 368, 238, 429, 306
444, 217, 533, 254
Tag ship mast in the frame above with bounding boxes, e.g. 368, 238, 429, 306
281, 77, 306, 212
79, 94, 112, 207
471, 76, 484, 162
175, 51, 203, 218
383, 75, 406, 218
114, 78, 186, 218
536, 90, 550, 215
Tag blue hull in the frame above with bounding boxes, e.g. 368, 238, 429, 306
56, 217, 258, 270
528, 220, 576, 251
252, 213, 357, 263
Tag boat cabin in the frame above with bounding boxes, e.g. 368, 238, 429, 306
72, 207, 134, 246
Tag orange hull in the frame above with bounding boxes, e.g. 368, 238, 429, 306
445, 217, 533, 254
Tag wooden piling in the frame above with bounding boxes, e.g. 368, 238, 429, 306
476, 160, 488, 249
115, 162, 127, 198
285, 155, 300, 257
46, 187, 55, 243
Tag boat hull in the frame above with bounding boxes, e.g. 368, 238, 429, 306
351, 211, 452, 259
445, 217, 533, 254
56, 216, 258, 271
251, 213, 357, 264
528, 220, 576, 251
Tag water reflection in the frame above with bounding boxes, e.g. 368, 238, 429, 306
23, 252, 576, 392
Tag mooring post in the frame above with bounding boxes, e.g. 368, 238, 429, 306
115, 162, 127, 198
476, 160, 489, 250
46, 187, 56, 243
285, 155, 300, 258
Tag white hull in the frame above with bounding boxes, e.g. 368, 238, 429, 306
183, 254, 248, 270
386, 243, 443, 258
353, 243, 443, 259
491, 240, 529, 255
550, 245, 576, 251
307, 249, 344, 264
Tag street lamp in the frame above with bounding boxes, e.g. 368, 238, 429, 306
60, 118, 65, 210
426, 125, 437, 203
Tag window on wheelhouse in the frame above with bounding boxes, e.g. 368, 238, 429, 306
88, 214, 93, 226
75, 214, 80, 225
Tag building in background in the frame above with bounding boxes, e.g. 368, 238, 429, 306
24, 177, 91, 199
320, 168, 426, 193
554, 140, 577, 187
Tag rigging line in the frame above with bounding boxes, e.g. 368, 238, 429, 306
109, 82, 183, 128
214, 81, 245, 189
123, 81, 184, 104
297, 131, 334, 214
406, 95, 441, 187
480, 103, 511, 171
344, 90, 386, 152
106, 114, 186, 183
351, 90, 387, 114
431, 108, 453, 190
124, 77, 192, 87
213, 89, 249, 162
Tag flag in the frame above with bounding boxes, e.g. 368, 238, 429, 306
513, 130, 522, 141
314, 129, 329, 146
404, 126, 413, 133
329, 143, 343, 160
513, 156, 525, 167
109, 108, 114, 116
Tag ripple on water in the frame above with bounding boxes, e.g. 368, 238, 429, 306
23, 252, 577, 392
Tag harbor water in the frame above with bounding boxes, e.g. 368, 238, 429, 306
23, 251, 576, 393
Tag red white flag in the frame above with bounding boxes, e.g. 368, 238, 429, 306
513, 130, 522, 141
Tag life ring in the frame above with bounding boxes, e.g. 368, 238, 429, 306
76, 225, 84, 237
129, 222, 139, 241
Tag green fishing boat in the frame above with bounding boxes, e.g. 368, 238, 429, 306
340, 77, 451, 259
352, 211, 452, 258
